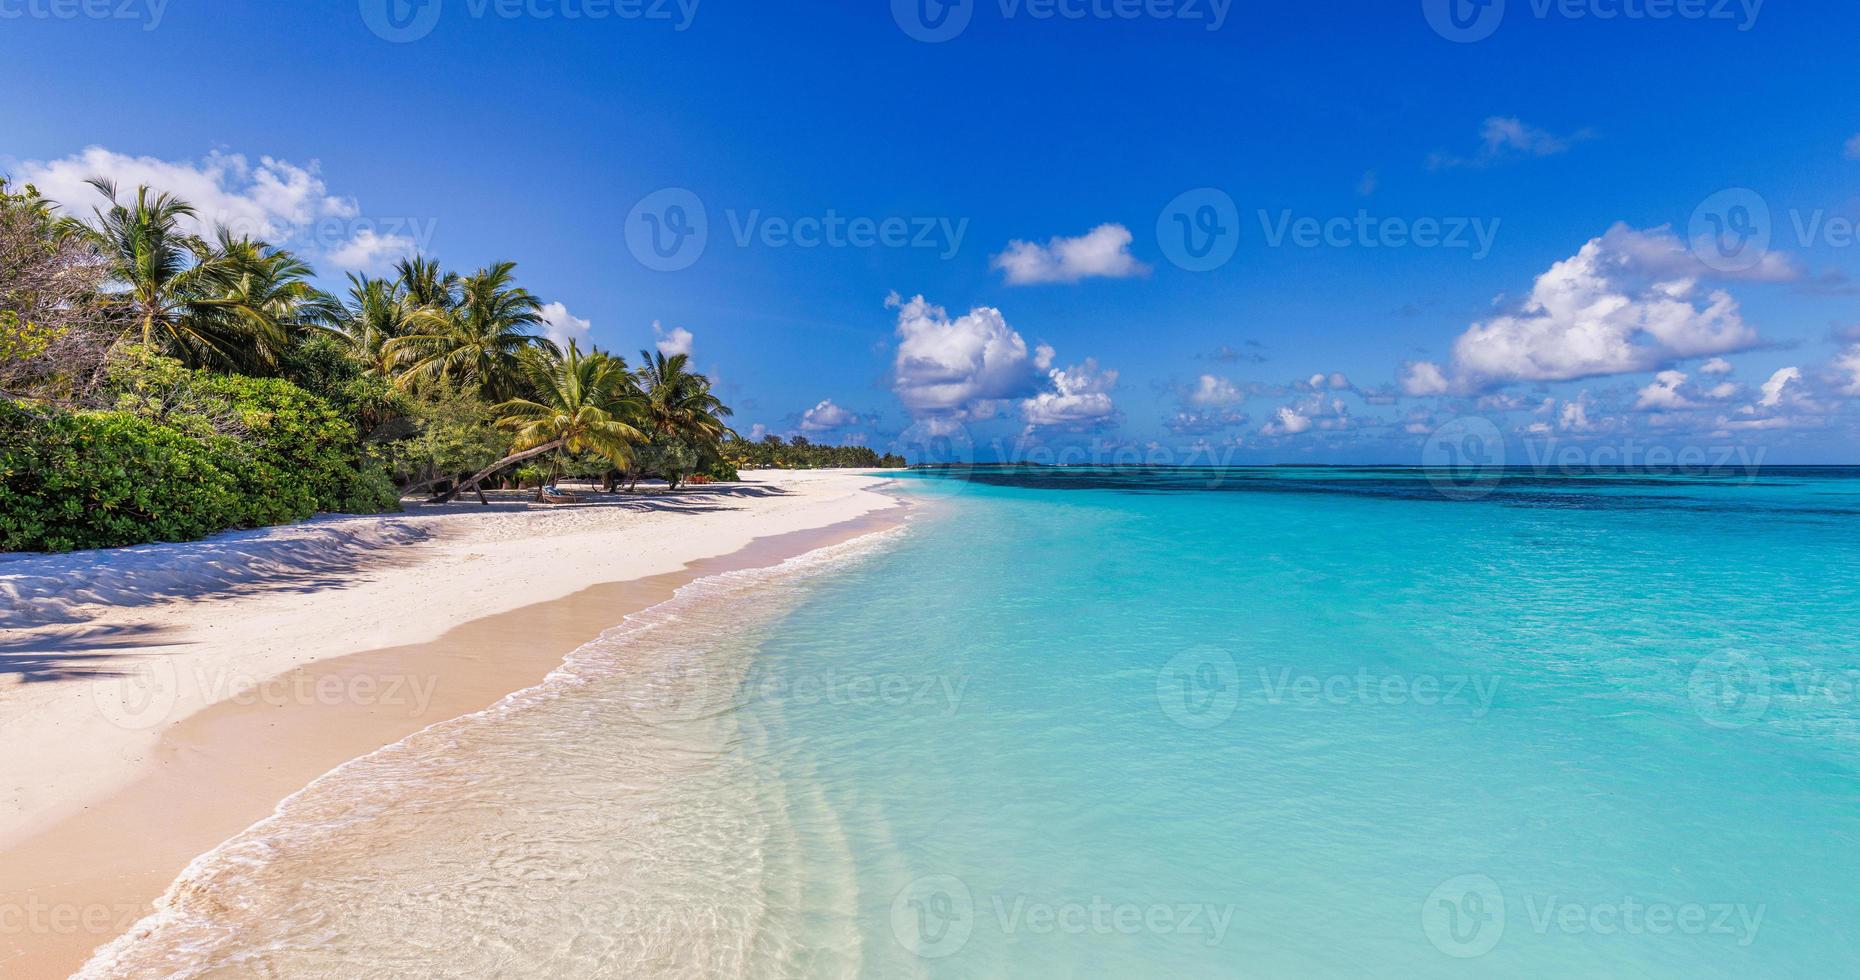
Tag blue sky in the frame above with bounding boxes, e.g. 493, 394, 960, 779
6, 0, 1860, 463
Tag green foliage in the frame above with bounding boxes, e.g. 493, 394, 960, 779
0, 351, 400, 553
0, 313, 59, 365
725, 434, 905, 470
636, 436, 698, 488
381, 383, 508, 488
1, 172, 745, 544
106, 348, 398, 515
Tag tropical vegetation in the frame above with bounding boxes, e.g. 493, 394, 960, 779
0, 176, 895, 553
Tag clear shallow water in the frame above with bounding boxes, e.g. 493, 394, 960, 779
86, 468, 1860, 977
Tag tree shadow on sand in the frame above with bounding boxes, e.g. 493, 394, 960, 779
0, 483, 797, 633
0, 622, 183, 683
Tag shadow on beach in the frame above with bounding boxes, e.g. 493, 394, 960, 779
0, 482, 792, 640
0, 623, 185, 684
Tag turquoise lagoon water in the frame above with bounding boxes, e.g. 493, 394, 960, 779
86, 468, 1860, 977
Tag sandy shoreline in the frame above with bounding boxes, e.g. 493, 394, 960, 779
0, 471, 903, 976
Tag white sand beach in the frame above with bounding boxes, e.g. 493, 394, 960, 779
0, 470, 902, 976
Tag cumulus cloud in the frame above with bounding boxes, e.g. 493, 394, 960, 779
1258, 393, 1354, 437
992, 224, 1149, 285
652, 321, 694, 357
1444, 224, 1767, 389
1261, 405, 1314, 436
1700, 357, 1734, 375
1634, 370, 1697, 410
538, 302, 591, 348
1187, 374, 1247, 407
800, 398, 860, 431
1022, 359, 1119, 428
1755, 366, 1801, 409
888, 292, 1053, 418
326, 227, 418, 273
1429, 116, 1595, 170
1400, 360, 1451, 396
1557, 392, 1601, 433
14, 146, 405, 270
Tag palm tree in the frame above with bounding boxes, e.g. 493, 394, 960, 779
393, 255, 459, 313
436, 341, 646, 503
195, 230, 341, 369
72, 179, 326, 371
636, 348, 734, 445
386, 260, 555, 399
335, 273, 416, 376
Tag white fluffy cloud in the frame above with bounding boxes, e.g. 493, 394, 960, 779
1557, 392, 1603, 433
800, 399, 860, 431
1755, 367, 1801, 409
1634, 370, 1696, 410
538, 302, 592, 348
1700, 357, 1734, 376
653, 321, 694, 357
888, 292, 1053, 417
1258, 393, 1353, 437
1021, 359, 1119, 428
1261, 405, 1314, 436
326, 227, 418, 273
14, 146, 404, 271
992, 224, 1149, 285
1400, 361, 1451, 396
1187, 374, 1247, 407
1446, 224, 1767, 388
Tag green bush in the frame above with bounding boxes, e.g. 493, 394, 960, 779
0, 353, 402, 553
2, 401, 241, 551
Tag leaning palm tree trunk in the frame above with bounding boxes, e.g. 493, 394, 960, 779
434, 438, 566, 504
